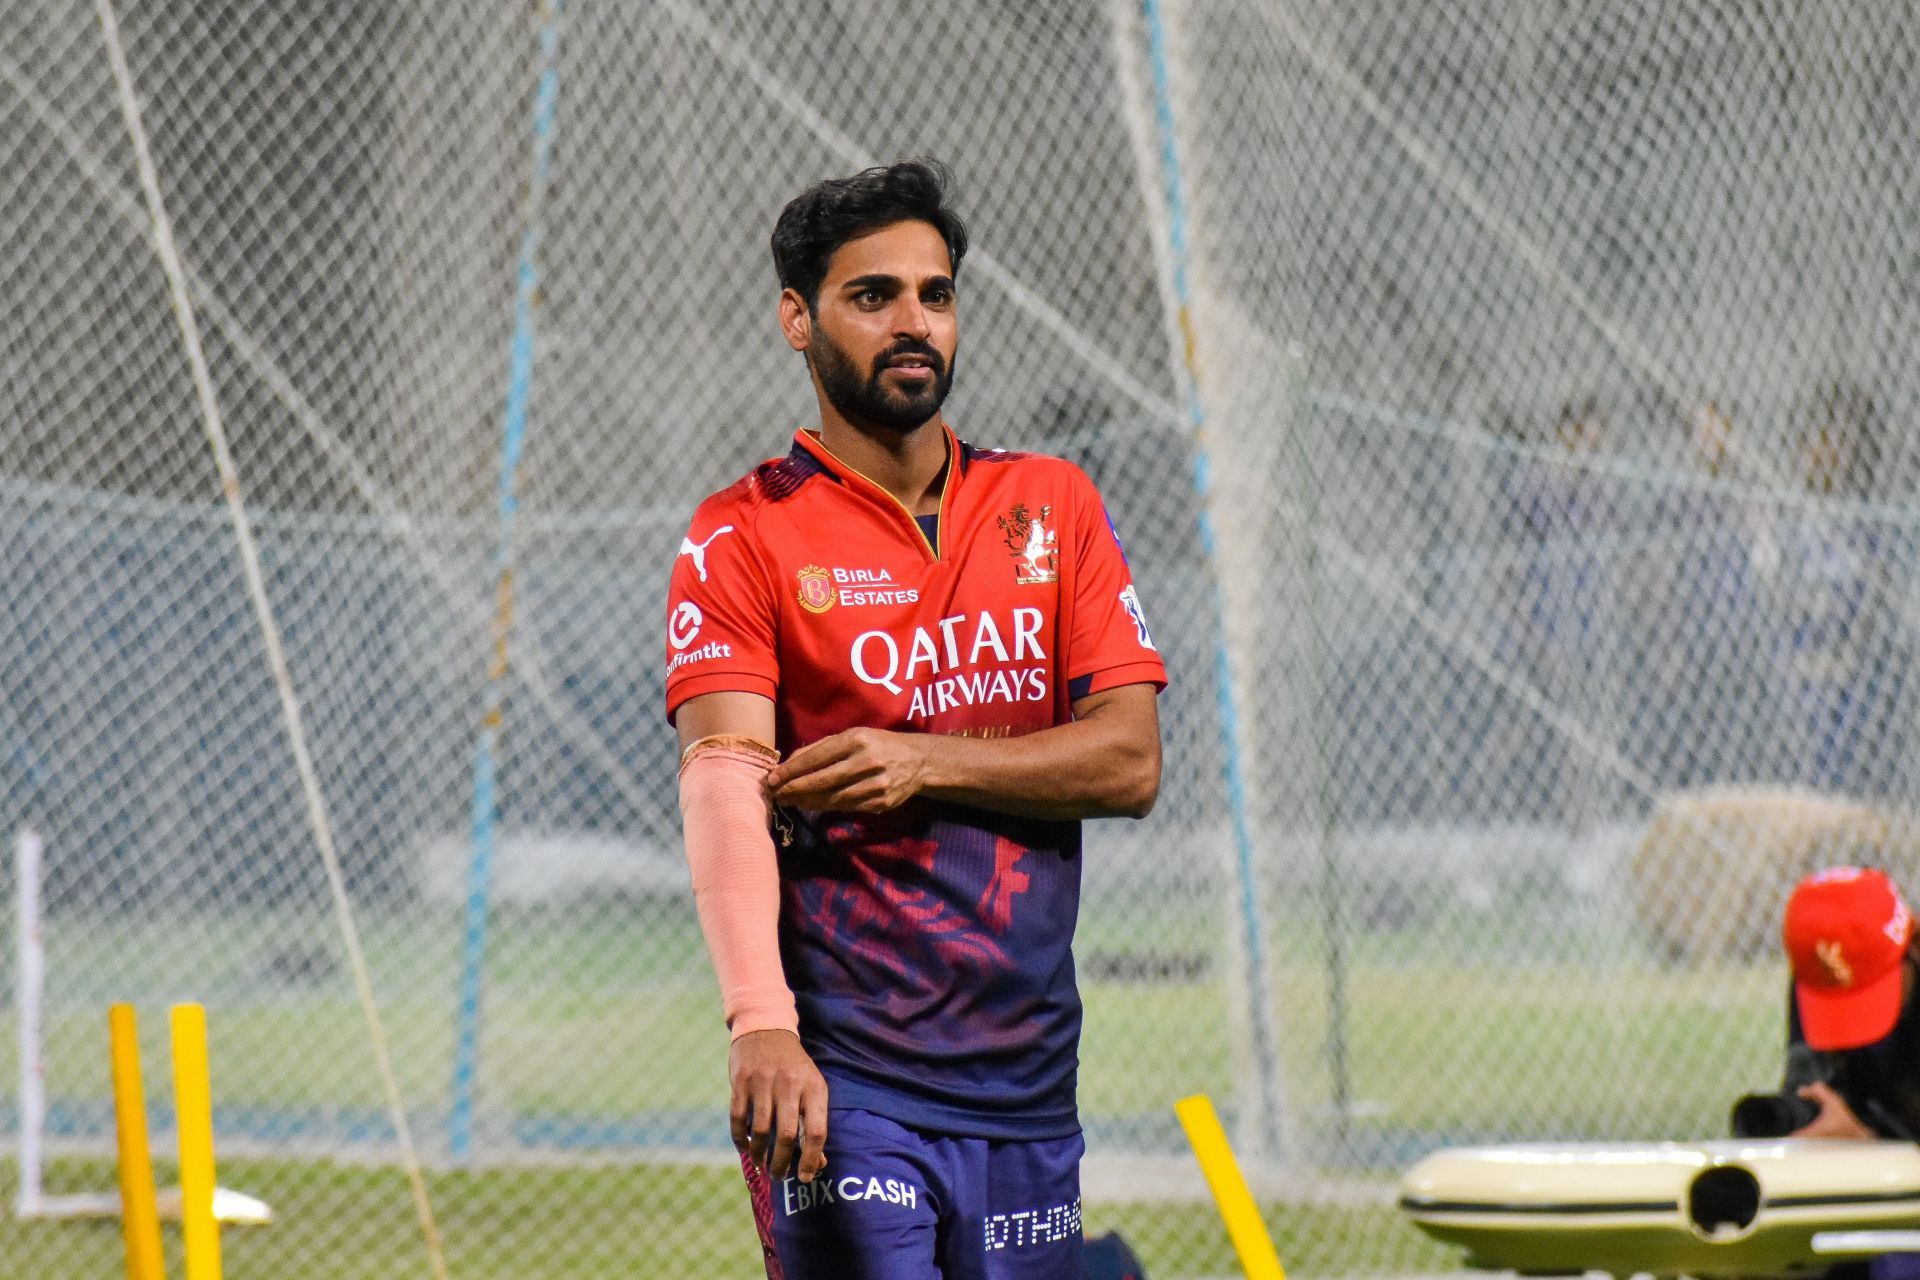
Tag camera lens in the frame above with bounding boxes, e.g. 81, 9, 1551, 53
1730, 1092, 1821, 1138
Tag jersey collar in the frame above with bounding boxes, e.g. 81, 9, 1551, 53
791, 424, 964, 561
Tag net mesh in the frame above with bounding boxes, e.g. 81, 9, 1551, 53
5, 1, 1920, 1276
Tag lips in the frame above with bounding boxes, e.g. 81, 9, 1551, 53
879, 344, 941, 376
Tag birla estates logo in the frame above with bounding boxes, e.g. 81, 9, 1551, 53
797, 565, 920, 611
997, 503, 1058, 585
796, 565, 835, 614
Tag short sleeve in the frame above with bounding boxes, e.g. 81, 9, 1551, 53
663, 504, 780, 722
1064, 467, 1168, 701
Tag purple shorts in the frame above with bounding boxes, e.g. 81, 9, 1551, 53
744, 1107, 1085, 1279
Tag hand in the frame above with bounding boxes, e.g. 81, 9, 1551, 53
730, 1029, 829, 1182
1790, 1082, 1875, 1140
766, 728, 930, 813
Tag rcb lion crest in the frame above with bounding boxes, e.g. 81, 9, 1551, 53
796, 565, 835, 613
997, 503, 1059, 586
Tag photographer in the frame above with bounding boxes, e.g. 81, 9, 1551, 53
1735, 867, 1920, 1143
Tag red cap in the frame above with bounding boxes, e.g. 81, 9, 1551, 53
1784, 867, 1913, 1051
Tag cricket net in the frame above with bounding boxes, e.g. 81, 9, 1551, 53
5, 1, 1920, 1277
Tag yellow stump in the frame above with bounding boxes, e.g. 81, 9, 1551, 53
1175, 1094, 1287, 1280
109, 1003, 166, 1280
170, 1003, 222, 1280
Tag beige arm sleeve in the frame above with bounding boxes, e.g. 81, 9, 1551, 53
677, 737, 797, 1040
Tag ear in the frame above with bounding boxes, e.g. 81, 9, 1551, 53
778, 288, 811, 353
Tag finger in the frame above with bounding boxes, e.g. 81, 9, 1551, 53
780, 780, 895, 815
730, 1077, 751, 1152
850, 772, 909, 807
773, 778, 857, 811
766, 734, 858, 789
776, 747, 877, 790
768, 1085, 803, 1181
850, 780, 910, 813
798, 1078, 830, 1183
772, 757, 880, 804
746, 1075, 775, 1169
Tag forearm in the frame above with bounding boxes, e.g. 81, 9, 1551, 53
678, 739, 796, 1037
916, 713, 1158, 821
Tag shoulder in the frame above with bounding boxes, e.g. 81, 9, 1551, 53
688, 438, 836, 529
959, 439, 1095, 494
961, 442, 1116, 540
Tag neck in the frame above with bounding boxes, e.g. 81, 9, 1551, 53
815, 416, 949, 514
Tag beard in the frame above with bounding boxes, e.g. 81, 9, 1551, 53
809, 328, 955, 434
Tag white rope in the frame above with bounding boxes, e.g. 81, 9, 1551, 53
1258, 1, 1694, 411
92, 5, 450, 1276
657, 0, 1184, 427
0, 45, 666, 841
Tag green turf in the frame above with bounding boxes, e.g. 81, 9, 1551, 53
5, 1156, 766, 1279
3, 903, 1785, 1276
1084, 1197, 1461, 1279
6, 1156, 1453, 1279
8, 906, 1782, 1139
16, 965, 1772, 1147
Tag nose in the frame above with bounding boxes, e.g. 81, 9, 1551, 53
893, 296, 931, 339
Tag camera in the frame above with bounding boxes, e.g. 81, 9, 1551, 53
1730, 1091, 1821, 1138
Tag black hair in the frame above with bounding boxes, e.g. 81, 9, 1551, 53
770, 159, 969, 309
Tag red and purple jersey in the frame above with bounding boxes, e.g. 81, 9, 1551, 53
665, 426, 1166, 1138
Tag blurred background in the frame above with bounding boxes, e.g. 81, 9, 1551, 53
4, 1, 1920, 1276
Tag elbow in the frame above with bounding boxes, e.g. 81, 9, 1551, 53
1113, 747, 1161, 820
1121, 777, 1160, 820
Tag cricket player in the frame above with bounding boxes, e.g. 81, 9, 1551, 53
666, 159, 1166, 1278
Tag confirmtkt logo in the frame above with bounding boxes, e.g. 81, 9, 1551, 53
667, 640, 732, 674
667, 601, 703, 650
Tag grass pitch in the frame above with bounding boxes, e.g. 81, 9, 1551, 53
5, 900, 1780, 1276
4, 1156, 1451, 1279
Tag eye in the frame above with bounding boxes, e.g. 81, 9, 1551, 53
924, 287, 953, 307
855, 289, 886, 307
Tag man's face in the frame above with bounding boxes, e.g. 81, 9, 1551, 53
786, 220, 958, 434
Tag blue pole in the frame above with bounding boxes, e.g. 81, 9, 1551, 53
451, 0, 565, 1162
1140, 0, 1289, 1160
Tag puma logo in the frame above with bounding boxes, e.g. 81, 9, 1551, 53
678, 525, 735, 582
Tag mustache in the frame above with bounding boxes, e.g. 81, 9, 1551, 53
871, 341, 945, 377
